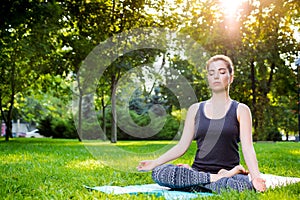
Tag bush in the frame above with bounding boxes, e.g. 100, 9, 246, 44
267, 129, 282, 142
51, 118, 77, 139
98, 109, 180, 140
257, 127, 282, 141
37, 116, 78, 139
37, 116, 53, 137
80, 119, 106, 140
151, 115, 180, 140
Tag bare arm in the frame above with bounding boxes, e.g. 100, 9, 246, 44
238, 103, 266, 192
137, 103, 199, 171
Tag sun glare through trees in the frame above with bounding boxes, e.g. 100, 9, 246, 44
219, 0, 248, 16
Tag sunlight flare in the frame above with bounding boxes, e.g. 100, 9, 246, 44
219, 0, 247, 17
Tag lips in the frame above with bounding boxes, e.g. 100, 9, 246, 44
213, 82, 221, 85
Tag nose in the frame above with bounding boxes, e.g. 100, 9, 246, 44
214, 71, 220, 79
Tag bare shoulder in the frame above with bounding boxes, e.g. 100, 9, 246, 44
189, 102, 201, 110
187, 102, 201, 116
237, 103, 252, 120
237, 103, 251, 112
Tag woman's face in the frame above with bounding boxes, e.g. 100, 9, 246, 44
207, 60, 233, 92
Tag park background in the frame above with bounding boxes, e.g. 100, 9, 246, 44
0, 0, 300, 199
1, 0, 299, 142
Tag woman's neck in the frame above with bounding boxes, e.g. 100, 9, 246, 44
205, 91, 232, 119
209, 91, 231, 104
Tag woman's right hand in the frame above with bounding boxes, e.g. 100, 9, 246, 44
137, 160, 158, 172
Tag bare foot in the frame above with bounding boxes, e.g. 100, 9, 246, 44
218, 169, 228, 176
176, 163, 191, 169
230, 165, 248, 175
211, 165, 248, 182
227, 165, 248, 176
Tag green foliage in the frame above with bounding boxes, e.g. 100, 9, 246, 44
81, 116, 106, 140
0, 139, 299, 199
1, 0, 299, 142
258, 127, 282, 142
129, 89, 147, 115
37, 116, 53, 138
129, 110, 151, 127
51, 117, 77, 139
128, 86, 170, 115
37, 116, 77, 139
151, 114, 181, 140
98, 108, 180, 140
126, 111, 180, 140
179, 0, 299, 140
15, 74, 72, 123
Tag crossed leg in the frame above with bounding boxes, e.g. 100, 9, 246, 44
211, 165, 248, 182
152, 164, 252, 193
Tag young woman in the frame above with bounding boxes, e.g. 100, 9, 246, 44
137, 55, 266, 193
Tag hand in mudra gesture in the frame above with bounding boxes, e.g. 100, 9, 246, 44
137, 160, 157, 172
252, 177, 267, 192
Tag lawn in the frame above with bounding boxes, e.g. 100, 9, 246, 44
0, 138, 299, 199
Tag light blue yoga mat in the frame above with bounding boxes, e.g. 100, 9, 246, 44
84, 183, 214, 199
84, 174, 300, 199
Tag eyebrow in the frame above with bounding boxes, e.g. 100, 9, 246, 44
208, 67, 227, 71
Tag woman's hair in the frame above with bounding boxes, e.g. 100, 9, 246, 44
206, 55, 234, 75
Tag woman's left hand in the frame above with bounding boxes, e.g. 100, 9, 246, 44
252, 177, 267, 192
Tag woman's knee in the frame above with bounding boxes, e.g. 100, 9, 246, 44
204, 175, 254, 194
152, 164, 174, 179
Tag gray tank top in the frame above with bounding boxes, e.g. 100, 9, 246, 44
191, 100, 240, 173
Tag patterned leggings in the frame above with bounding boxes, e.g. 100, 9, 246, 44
152, 164, 254, 193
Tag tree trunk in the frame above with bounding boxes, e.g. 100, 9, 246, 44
111, 76, 117, 143
78, 94, 83, 142
76, 75, 82, 142
297, 63, 300, 140
109, 0, 117, 143
101, 92, 106, 136
3, 64, 17, 141
5, 119, 12, 141
250, 60, 258, 141
0, 96, 9, 141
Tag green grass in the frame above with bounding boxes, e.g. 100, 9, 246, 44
0, 138, 299, 199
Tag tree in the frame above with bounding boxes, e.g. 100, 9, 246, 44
0, 0, 65, 141
15, 74, 73, 129
236, 0, 300, 139
60, 0, 166, 142
177, 0, 300, 140
89, 0, 182, 143
3, 0, 298, 142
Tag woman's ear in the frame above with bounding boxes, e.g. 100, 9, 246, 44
230, 75, 234, 84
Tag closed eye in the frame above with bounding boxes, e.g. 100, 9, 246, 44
219, 69, 226, 74
208, 71, 215, 76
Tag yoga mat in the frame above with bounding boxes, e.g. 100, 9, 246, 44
84, 183, 214, 199
84, 174, 300, 199
260, 174, 300, 189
